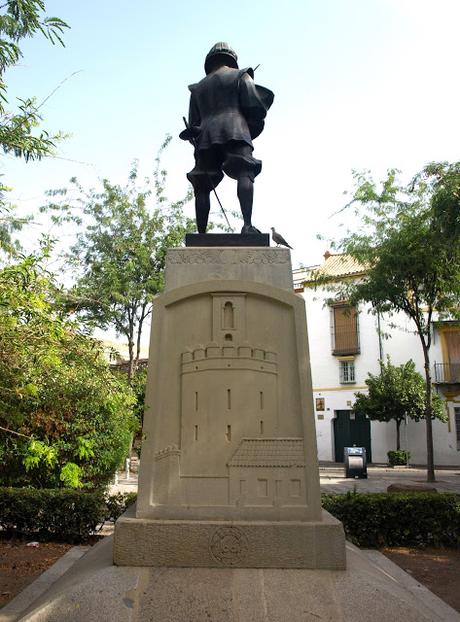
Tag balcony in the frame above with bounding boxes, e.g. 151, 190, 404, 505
332, 330, 360, 356
331, 305, 360, 356
433, 362, 460, 384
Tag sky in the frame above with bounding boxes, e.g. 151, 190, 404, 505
4, 0, 460, 274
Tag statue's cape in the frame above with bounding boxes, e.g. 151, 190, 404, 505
238, 68, 274, 140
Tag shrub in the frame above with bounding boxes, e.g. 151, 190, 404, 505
105, 492, 137, 522
388, 450, 410, 466
0, 487, 107, 543
0, 488, 138, 542
322, 491, 460, 548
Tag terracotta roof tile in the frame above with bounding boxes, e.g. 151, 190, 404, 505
294, 253, 367, 284
319, 254, 367, 277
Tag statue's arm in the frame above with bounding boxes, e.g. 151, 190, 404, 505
188, 92, 201, 129
179, 92, 201, 142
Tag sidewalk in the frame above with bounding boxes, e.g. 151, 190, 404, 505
319, 464, 460, 494
108, 472, 138, 496
109, 465, 460, 496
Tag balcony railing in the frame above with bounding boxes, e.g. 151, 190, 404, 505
433, 362, 460, 384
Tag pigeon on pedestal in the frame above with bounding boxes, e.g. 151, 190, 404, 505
271, 227, 293, 249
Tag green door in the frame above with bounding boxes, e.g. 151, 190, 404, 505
333, 410, 372, 463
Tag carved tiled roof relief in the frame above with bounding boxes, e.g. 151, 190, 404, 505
228, 438, 305, 468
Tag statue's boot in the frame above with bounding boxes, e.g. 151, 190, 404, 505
241, 224, 261, 234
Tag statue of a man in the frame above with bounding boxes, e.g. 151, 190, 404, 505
180, 42, 274, 234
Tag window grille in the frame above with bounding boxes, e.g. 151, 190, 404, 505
339, 360, 356, 384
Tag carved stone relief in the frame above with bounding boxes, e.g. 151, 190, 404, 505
168, 249, 289, 265
209, 526, 249, 566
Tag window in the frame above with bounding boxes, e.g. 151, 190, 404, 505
331, 304, 360, 355
223, 301, 235, 329
443, 329, 460, 382
339, 360, 355, 384
455, 408, 460, 451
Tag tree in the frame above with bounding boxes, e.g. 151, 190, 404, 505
42, 137, 195, 381
324, 161, 460, 481
0, 1, 69, 253
0, 249, 137, 489
0, 0, 68, 161
353, 358, 445, 451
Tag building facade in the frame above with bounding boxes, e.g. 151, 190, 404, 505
294, 252, 460, 466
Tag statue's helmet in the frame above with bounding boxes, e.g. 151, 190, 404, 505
204, 42, 238, 74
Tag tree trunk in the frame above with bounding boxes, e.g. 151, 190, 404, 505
127, 339, 135, 384
135, 306, 147, 370
396, 419, 401, 451
135, 328, 142, 369
422, 343, 435, 482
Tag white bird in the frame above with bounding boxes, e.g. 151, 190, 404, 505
271, 227, 293, 249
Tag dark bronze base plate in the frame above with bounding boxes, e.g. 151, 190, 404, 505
185, 233, 270, 247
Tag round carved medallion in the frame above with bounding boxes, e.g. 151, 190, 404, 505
209, 526, 248, 566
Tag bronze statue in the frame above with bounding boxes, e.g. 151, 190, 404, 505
180, 42, 274, 234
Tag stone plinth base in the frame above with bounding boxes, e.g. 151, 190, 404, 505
164, 247, 292, 290
113, 506, 345, 570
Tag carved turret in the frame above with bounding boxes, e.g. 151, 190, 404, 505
181, 344, 278, 374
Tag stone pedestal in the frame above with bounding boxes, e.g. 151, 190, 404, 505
114, 247, 346, 569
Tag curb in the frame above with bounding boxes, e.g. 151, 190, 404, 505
0, 545, 90, 622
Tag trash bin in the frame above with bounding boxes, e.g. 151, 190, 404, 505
344, 446, 367, 479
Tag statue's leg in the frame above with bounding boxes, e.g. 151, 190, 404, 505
237, 175, 254, 228
223, 142, 262, 233
187, 147, 223, 234
195, 192, 211, 234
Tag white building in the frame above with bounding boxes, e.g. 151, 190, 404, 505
294, 252, 460, 466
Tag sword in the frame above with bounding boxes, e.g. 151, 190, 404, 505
182, 116, 232, 232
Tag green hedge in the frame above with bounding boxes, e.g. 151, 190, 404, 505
0, 488, 136, 543
322, 492, 460, 548
0, 488, 106, 543
3, 487, 458, 548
